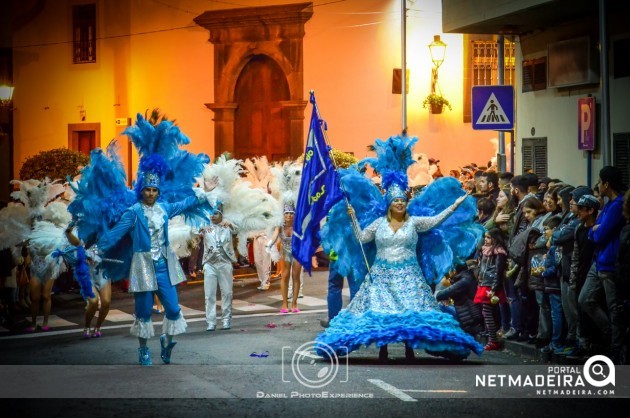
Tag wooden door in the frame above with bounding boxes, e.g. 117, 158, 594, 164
234, 55, 290, 161
77, 131, 95, 156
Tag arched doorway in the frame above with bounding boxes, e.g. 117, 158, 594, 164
195, 3, 312, 162
234, 55, 291, 161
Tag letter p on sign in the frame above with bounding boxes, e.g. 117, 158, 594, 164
578, 97, 595, 151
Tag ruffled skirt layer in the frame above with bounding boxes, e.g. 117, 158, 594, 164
314, 258, 483, 359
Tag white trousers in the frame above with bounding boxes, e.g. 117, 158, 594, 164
203, 261, 233, 325
253, 234, 271, 286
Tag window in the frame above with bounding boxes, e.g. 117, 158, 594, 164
522, 57, 547, 92
522, 137, 548, 177
73, 4, 96, 64
614, 133, 630, 187
463, 36, 516, 122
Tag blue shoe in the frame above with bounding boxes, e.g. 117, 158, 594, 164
138, 347, 152, 366
160, 334, 177, 365
554, 345, 574, 355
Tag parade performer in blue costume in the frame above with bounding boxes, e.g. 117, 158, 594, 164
72, 113, 213, 366
315, 135, 485, 361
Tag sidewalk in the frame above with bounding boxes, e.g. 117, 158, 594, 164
493, 338, 588, 365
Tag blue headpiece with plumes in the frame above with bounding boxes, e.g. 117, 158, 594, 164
360, 135, 416, 207
124, 113, 212, 225
283, 201, 295, 214
141, 172, 161, 191
385, 183, 407, 205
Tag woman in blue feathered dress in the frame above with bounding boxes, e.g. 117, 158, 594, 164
315, 135, 484, 361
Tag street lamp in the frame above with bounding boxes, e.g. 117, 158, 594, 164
0, 84, 14, 107
428, 35, 447, 70
428, 35, 447, 95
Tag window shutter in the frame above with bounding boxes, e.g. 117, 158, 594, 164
614, 133, 630, 187
522, 57, 547, 92
522, 137, 547, 177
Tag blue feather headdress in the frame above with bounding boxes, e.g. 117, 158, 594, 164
360, 135, 417, 205
125, 113, 212, 226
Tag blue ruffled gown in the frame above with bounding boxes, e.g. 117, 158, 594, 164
315, 210, 484, 359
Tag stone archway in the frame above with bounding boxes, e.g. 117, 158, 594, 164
194, 3, 313, 161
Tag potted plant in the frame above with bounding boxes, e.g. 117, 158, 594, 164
422, 93, 452, 114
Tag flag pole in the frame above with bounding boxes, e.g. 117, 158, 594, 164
309, 90, 373, 280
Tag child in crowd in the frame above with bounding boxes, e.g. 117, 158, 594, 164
539, 215, 564, 353
474, 228, 508, 351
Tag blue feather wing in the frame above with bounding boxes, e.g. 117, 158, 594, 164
320, 168, 384, 280
68, 143, 136, 245
408, 177, 482, 284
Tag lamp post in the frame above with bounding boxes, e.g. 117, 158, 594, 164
0, 84, 14, 106
0, 83, 14, 201
428, 35, 447, 95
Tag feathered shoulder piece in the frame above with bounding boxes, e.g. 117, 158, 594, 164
359, 135, 418, 193
270, 161, 302, 214
201, 153, 243, 206
320, 167, 383, 279
10, 178, 65, 218
0, 203, 30, 250
407, 176, 484, 284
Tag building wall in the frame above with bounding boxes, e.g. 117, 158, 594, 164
12, 0, 497, 182
515, 23, 630, 187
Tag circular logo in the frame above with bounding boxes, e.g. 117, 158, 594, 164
291, 341, 340, 389
583, 355, 615, 387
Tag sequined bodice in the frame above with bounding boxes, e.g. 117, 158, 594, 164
142, 203, 166, 261
360, 210, 453, 264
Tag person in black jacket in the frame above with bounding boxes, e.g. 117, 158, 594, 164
616, 190, 630, 353
435, 264, 483, 337
474, 228, 508, 350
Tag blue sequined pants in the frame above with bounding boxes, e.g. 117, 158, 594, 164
134, 258, 181, 322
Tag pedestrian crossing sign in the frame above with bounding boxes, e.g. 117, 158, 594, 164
472, 85, 514, 130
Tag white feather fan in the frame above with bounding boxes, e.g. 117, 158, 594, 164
42, 201, 72, 227
168, 216, 194, 258
0, 203, 31, 250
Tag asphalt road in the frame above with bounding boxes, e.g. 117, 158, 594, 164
0, 270, 621, 416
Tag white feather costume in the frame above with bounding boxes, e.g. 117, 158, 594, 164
200, 155, 282, 255
0, 178, 73, 280
168, 215, 194, 259
0, 203, 31, 250
408, 153, 433, 188
270, 161, 303, 218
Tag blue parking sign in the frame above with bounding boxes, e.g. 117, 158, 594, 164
472, 85, 514, 130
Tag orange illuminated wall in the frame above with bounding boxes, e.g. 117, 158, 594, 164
12, 0, 498, 181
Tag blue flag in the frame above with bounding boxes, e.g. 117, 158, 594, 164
292, 94, 343, 274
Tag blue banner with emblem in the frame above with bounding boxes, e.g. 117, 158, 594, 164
292, 93, 343, 274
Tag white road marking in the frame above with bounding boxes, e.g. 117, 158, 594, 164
95, 309, 134, 322
404, 389, 468, 393
268, 295, 327, 307
232, 299, 273, 312
0, 309, 328, 340
294, 349, 320, 360
34, 315, 77, 327
368, 379, 417, 402
178, 305, 205, 317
